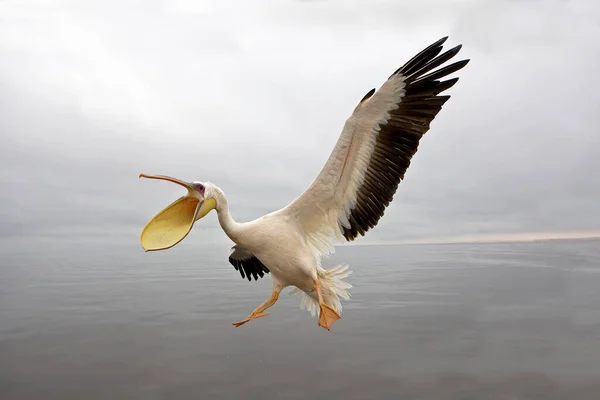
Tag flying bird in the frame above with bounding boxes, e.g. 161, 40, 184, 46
139, 37, 469, 331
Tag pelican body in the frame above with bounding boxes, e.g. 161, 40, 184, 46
139, 37, 469, 330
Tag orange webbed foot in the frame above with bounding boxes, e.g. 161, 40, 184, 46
232, 312, 269, 327
318, 304, 340, 331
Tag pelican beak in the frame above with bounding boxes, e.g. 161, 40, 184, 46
138, 174, 216, 252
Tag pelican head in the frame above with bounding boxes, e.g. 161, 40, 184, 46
138, 174, 217, 252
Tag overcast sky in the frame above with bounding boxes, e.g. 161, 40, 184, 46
1, 0, 599, 248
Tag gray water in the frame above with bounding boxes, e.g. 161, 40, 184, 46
1, 237, 600, 399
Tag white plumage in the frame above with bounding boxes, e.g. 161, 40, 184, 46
139, 37, 469, 330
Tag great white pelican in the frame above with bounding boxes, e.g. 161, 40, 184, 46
139, 37, 469, 331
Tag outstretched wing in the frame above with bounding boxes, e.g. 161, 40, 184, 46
228, 245, 270, 282
277, 37, 469, 255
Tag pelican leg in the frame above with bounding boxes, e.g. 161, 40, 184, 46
232, 288, 280, 328
313, 277, 341, 331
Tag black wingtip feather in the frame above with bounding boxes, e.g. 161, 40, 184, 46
413, 59, 470, 84
390, 36, 450, 79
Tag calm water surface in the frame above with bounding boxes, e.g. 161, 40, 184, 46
1, 237, 600, 399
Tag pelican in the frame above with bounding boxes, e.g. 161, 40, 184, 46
139, 37, 469, 331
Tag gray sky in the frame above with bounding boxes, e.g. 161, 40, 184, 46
1, 0, 599, 247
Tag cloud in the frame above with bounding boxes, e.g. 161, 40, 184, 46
1, 0, 599, 247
